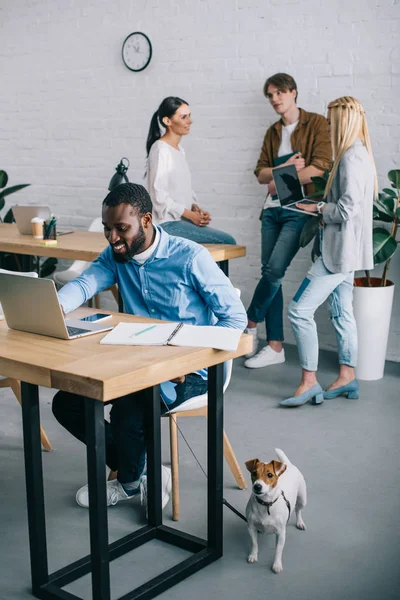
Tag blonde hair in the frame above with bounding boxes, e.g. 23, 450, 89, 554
325, 96, 378, 199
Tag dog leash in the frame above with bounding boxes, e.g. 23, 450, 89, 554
161, 394, 248, 523
255, 490, 291, 522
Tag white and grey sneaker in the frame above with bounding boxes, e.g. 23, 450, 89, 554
244, 345, 285, 369
76, 478, 139, 508
140, 465, 172, 514
244, 327, 259, 358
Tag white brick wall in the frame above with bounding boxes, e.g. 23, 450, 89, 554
1, 0, 399, 361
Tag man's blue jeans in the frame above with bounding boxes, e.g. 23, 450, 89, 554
247, 208, 308, 341
288, 257, 357, 371
52, 373, 208, 484
161, 219, 236, 244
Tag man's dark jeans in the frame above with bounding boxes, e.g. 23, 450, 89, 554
247, 207, 308, 341
52, 373, 208, 484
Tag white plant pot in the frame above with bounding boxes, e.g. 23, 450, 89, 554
353, 279, 395, 381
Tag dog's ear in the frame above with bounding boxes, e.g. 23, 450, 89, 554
245, 458, 260, 473
271, 460, 287, 477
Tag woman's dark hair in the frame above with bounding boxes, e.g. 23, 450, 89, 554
146, 96, 188, 156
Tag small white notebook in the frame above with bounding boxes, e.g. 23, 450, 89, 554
100, 322, 242, 352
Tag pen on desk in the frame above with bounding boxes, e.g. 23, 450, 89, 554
135, 324, 157, 336
44, 216, 57, 239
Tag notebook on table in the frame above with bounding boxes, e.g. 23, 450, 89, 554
12, 205, 73, 236
272, 164, 320, 217
100, 321, 242, 352
0, 273, 113, 340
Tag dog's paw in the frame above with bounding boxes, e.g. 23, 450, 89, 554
296, 519, 306, 530
247, 553, 258, 563
272, 562, 283, 574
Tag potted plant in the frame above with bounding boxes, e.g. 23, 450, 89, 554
353, 169, 399, 380
0, 170, 57, 277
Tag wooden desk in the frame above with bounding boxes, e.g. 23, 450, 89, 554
0, 223, 246, 275
0, 310, 252, 600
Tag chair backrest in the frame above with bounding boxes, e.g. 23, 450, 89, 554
222, 287, 241, 391
0, 269, 38, 317
88, 217, 104, 232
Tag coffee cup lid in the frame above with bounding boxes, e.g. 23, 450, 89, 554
31, 217, 44, 223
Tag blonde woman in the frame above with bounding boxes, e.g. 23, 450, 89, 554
280, 96, 377, 407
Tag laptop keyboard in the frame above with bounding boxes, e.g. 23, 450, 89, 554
66, 325, 90, 337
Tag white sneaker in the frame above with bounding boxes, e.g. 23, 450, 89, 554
76, 478, 140, 508
140, 465, 172, 514
245, 328, 259, 358
244, 345, 285, 369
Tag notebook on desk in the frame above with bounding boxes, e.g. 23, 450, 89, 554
12, 205, 73, 236
100, 321, 242, 352
0, 273, 113, 340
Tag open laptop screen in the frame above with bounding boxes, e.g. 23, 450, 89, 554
273, 164, 304, 206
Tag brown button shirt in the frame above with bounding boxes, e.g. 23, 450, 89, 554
254, 108, 332, 197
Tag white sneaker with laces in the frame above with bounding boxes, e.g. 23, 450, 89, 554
76, 478, 139, 508
140, 465, 172, 514
244, 345, 285, 369
245, 327, 259, 358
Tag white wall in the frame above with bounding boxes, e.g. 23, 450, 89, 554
1, 0, 399, 360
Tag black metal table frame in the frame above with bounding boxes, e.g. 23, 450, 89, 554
21, 362, 225, 600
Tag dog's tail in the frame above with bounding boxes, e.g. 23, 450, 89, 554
275, 448, 291, 465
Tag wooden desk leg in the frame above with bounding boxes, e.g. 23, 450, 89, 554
217, 260, 229, 277
20, 382, 49, 595
207, 363, 224, 556
144, 385, 162, 527
85, 398, 111, 600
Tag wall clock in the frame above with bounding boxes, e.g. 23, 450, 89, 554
122, 32, 152, 72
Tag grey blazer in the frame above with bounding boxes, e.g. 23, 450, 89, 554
322, 140, 374, 274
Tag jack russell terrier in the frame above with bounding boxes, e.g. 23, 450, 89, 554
245, 448, 307, 573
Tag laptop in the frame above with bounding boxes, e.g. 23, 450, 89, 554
272, 164, 320, 217
0, 273, 114, 340
12, 205, 73, 236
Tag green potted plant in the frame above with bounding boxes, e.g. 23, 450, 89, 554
353, 169, 399, 380
0, 170, 57, 277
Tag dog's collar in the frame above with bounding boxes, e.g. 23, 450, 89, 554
255, 490, 291, 521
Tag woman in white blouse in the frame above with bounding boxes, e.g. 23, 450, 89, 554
146, 97, 236, 244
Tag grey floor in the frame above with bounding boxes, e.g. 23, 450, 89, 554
1, 345, 400, 600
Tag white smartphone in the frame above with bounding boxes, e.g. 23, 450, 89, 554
80, 313, 112, 323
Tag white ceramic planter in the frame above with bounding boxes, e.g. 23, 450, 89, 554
353, 279, 395, 381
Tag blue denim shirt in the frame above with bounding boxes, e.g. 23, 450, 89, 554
58, 227, 247, 400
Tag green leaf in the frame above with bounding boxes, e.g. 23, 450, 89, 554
299, 216, 321, 248
382, 188, 396, 197
0, 170, 8, 189
0, 197, 4, 213
0, 183, 30, 201
39, 257, 58, 278
396, 207, 400, 220
388, 169, 400, 190
4, 208, 15, 223
374, 195, 394, 220
373, 227, 398, 264
310, 176, 328, 193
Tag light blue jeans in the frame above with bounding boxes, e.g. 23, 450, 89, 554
288, 257, 357, 371
160, 219, 236, 244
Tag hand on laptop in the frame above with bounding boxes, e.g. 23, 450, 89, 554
285, 153, 305, 171
267, 180, 277, 196
295, 202, 318, 213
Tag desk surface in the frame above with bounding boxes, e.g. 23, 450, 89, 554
0, 223, 246, 263
0, 308, 252, 402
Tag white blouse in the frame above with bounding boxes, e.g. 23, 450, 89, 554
147, 140, 196, 225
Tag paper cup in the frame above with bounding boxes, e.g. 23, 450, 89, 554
31, 217, 44, 239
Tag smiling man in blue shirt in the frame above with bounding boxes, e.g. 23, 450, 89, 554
53, 182, 246, 512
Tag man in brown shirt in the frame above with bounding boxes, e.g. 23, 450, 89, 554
245, 73, 331, 369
